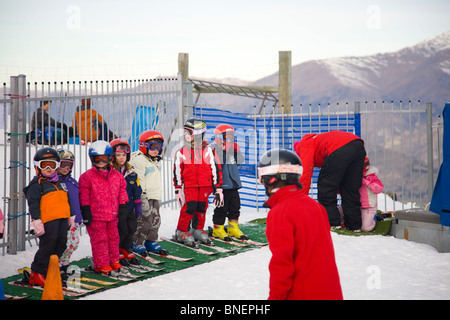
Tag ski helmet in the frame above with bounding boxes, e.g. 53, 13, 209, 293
56, 148, 75, 161
110, 139, 132, 161
34, 147, 60, 162
184, 118, 207, 136
88, 140, 113, 165
258, 149, 303, 193
213, 124, 235, 146
33, 147, 60, 175
56, 148, 75, 171
138, 130, 164, 155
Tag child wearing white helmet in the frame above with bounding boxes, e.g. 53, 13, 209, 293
78, 140, 129, 276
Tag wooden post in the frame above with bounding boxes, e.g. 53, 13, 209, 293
178, 53, 189, 82
278, 51, 292, 113
178, 53, 193, 121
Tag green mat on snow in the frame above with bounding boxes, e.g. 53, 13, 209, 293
1, 223, 268, 300
248, 217, 394, 236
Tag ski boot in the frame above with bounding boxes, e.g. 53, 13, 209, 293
144, 240, 169, 255
190, 228, 213, 245
212, 224, 232, 241
110, 261, 122, 272
227, 219, 249, 240
132, 243, 148, 257
120, 248, 140, 265
174, 229, 197, 247
60, 264, 75, 283
29, 270, 46, 286
95, 265, 114, 276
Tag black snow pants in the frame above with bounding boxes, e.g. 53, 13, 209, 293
317, 139, 366, 230
31, 218, 68, 275
212, 189, 241, 225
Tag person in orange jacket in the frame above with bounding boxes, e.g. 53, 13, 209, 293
73, 98, 115, 143
294, 130, 366, 231
23, 147, 73, 286
258, 149, 343, 300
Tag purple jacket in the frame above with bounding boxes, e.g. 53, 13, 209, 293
60, 174, 83, 224
79, 166, 128, 221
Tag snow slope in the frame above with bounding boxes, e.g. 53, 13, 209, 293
2, 198, 450, 300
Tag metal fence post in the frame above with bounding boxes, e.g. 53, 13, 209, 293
354, 101, 361, 137
8, 75, 19, 254
17, 74, 27, 251
427, 102, 434, 199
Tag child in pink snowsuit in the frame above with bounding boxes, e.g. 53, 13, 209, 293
359, 157, 384, 231
79, 141, 129, 274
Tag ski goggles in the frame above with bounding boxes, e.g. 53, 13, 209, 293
214, 133, 234, 141
59, 159, 74, 170
92, 155, 112, 164
140, 141, 163, 151
115, 145, 130, 153
34, 160, 59, 170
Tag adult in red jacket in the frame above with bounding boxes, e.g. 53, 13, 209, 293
259, 149, 343, 300
294, 131, 366, 230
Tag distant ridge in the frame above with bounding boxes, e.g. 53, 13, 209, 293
200, 30, 450, 115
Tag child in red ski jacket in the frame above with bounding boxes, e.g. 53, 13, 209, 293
172, 119, 223, 246
259, 149, 343, 300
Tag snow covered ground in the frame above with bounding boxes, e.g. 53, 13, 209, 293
2, 198, 450, 300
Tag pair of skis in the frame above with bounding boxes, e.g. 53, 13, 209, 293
136, 249, 194, 262
160, 234, 266, 256
11, 269, 91, 298
11, 260, 165, 298
212, 236, 268, 247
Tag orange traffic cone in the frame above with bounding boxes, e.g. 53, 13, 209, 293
41, 255, 64, 300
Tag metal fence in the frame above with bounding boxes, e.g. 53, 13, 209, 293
1, 74, 183, 254
196, 101, 441, 210
0, 73, 444, 256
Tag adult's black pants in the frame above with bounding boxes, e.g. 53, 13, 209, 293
317, 140, 366, 230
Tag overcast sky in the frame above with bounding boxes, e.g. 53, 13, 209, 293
1, 0, 449, 82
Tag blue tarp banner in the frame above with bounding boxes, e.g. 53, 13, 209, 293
430, 103, 450, 226
195, 107, 358, 208
130, 106, 159, 152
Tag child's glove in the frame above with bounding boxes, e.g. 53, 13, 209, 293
31, 219, 45, 237
81, 205, 92, 226
118, 204, 128, 217
134, 200, 143, 218
213, 188, 224, 207
175, 188, 185, 208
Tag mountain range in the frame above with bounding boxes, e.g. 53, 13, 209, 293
197, 29, 450, 116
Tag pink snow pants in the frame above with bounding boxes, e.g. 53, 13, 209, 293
86, 219, 120, 269
361, 207, 377, 232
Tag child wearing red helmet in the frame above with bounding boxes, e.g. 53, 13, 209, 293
129, 130, 168, 256
210, 124, 248, 240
